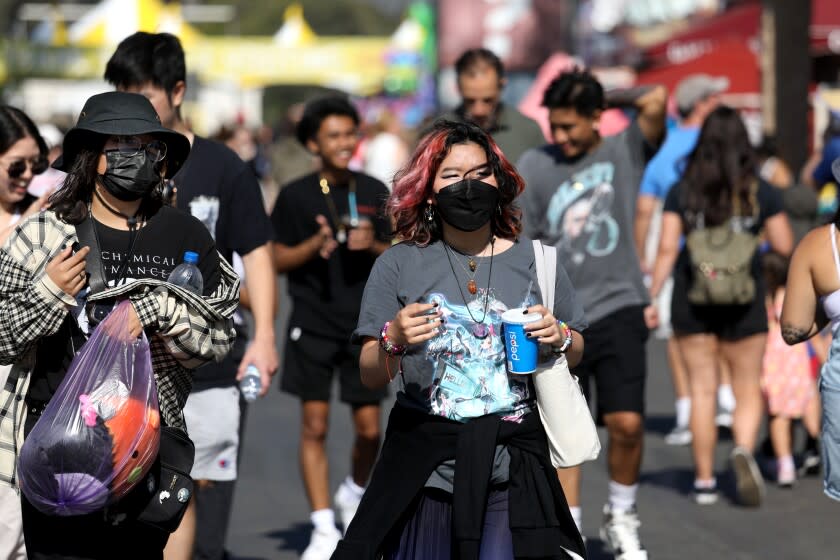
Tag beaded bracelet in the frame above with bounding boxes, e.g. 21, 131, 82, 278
551, 320, 573, 355
379, 321, 407, 356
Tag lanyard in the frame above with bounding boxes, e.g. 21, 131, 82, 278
319, 175, 357, 243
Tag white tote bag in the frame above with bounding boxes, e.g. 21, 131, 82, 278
531, 240, 601, 468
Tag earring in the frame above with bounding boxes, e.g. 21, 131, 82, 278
424, 205, 435, 222
497, 205, 502, 216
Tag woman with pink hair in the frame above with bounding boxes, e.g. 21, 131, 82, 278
334, 120, 588, 559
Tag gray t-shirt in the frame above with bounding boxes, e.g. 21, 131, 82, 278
355, 236, 585, 491
355, 236, 585, 420
518, 121, 655, 324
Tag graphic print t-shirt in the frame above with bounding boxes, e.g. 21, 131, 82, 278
27, 207, 221, 406
518, 121, 657, 324
174, 136, 274, 265
354, 238, 585, 422
78, 206, 221, 334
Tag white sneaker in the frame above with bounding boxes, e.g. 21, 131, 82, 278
777, 460, 796, 488
301, 524, 341, 560
334, 482, 363, 534
664, 425, 692, 446
599, 504, 648, 560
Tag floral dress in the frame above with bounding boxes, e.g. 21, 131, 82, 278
761, 293, 816, 417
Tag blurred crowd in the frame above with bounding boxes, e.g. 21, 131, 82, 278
1, 25, 839, 560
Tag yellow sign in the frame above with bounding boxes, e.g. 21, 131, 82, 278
1, 1, 392, 95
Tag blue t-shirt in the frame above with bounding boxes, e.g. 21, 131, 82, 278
813, 136, 840, 187
639, 126, 700, 200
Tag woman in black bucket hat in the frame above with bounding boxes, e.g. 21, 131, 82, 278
0, 91, 240, 559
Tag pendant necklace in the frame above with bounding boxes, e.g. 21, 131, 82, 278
449, 244, 485, 295
442, 236, 496, 338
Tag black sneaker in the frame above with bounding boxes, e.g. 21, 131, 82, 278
798, 447, 822, 477
693, 484, 719, 505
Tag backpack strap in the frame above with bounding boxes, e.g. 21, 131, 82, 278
75, 216, 107, 294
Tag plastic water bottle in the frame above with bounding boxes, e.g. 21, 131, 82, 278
167, 251, 203, 294
239, 365, 262, 402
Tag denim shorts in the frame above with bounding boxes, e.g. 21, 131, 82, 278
820, 371, 840, 502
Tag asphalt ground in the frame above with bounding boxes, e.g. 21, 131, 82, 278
226, 286, 835, 559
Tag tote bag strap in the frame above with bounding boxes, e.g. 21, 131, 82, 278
532, 240, 557, 311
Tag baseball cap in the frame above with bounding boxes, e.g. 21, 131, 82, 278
675, 74, 729, 115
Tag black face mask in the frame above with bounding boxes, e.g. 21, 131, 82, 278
435, 179, 500, 232
99, 151, 161, 202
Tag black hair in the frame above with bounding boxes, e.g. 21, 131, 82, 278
49, 136, 163, 225
541, 68, 605, 117
454, 48, 504, 80
104, 32, 186, 96
0, 106, 48, 156
680, 106, 757, 227
756, 135, 780, 160
295, 96, 359, 147
762, 251, 789, 297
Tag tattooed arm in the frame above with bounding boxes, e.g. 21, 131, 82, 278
781, 323, 821, 345
780, 230, 830, 345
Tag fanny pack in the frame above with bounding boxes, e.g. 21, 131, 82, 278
105, 426, 195, 533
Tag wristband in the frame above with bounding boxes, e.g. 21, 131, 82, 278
379, 321, 407, 356
551, 320, 573, 354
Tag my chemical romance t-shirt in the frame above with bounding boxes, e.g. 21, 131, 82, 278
90, 206, 220, 297
26, 205, 221, 407
518, 121, 658, 324
272, 171, 391, 339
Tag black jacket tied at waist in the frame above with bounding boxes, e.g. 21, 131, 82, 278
332, 403, 586, 559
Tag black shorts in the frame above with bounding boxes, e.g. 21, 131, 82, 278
280, 326, 386, 405
670, 280, 768, 340
571, 305, 649, 422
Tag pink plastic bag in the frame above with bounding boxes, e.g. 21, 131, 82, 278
19, 301, 161, 516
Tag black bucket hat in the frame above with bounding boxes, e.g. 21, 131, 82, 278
55, 91, 190, 178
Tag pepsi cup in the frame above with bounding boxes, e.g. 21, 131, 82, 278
501, 308, 542, 374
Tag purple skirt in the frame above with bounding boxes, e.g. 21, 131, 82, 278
384, 488, 514, 560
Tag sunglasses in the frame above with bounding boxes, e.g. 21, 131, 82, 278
104, 136, 168, 163
7, 157, 49, 179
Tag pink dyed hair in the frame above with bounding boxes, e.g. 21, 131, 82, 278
388, 120, 525, 245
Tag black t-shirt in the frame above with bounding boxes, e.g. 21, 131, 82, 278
91, 206, 220, 295
174, 136, 274, 264
27, 206, 221, 406
174, 136, 274, 389
271, 171, 391, 339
